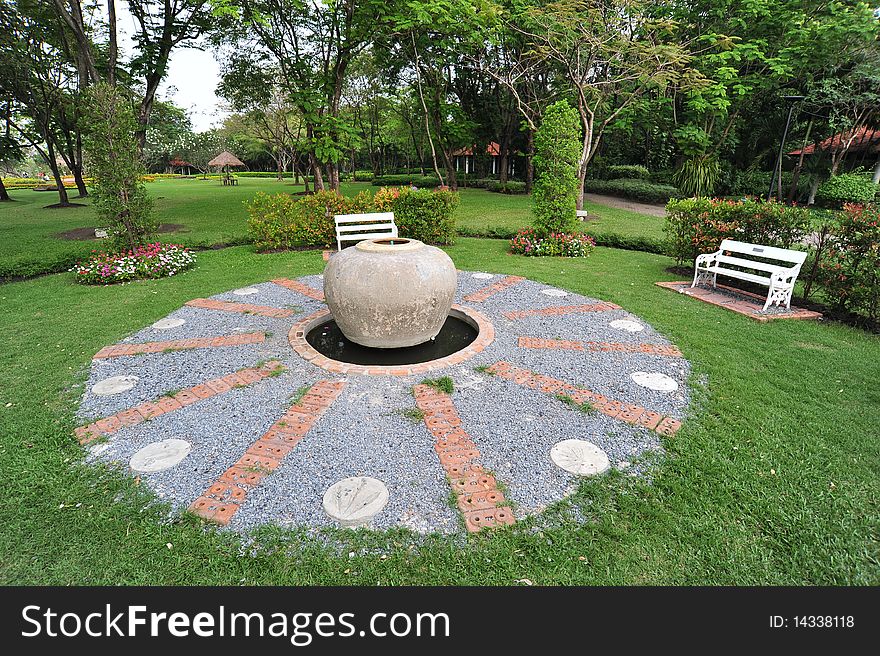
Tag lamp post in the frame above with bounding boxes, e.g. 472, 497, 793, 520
768, 95, 806, 201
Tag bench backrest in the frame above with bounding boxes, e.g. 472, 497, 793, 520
718, 239, 807, 267
334, 212, 398, 249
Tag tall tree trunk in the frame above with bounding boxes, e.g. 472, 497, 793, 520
107, 0, 118, 85
46, 140, 70, 206
73, 163, 88, 197
498, 112, 514, 183
0, 177, 10, 201
787, 119, 813, 203
525, 128, 535, 194
441, 149, 457, 190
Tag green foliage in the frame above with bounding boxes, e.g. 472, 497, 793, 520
815, 172, 879, 206
82, 83, 157, 251
727, 169, 814, 199
371, 174, 442, 187
487, 181, 527, 194
664, 197, 811, 264
420, 376, 454, 394
674, 154, 721, 197
817, 203, 880, 326
608, 164, 649, 180
532, 101, 581, 235
247, 185, 458, 250
246, 190, 373, 250
375, 186, 459, 245
586, 178, 680, 204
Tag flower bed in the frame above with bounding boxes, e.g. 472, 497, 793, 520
510, 228, 595, 257
71, 243, 196, 285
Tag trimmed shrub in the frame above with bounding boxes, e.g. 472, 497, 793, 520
817, 203, 880, 326
815, 171, 879, 206
533, 101, 581, 235
586, 178, 680, 204
487, 181, 527, 194
608, 164, 649, 180
247, 186, 458, 250
71, 243, 195, 285
371, 174, 441, 187
510, 227, 595, 257
374, 186, 459, 245
664, 197, 812, 264
247, 190, 374, 250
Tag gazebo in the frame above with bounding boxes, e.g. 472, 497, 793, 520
207, 151, 245, 185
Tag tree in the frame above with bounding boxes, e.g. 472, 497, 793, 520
218, 0, 381, 191
82, 83, 156, 250
52, 0, 216, 150
532, 100, 581, 234
493, 0, 698, 209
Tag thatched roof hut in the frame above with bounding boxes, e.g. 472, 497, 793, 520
207, 151, 245, 169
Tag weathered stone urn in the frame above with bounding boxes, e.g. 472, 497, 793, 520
324, 238, 457, 348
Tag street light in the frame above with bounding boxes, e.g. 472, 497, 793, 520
768, 95, 807, 201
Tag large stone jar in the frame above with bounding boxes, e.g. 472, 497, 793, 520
324, 238, 457, 348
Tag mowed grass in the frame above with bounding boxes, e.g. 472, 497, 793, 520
0, 239, 877, 585
0, 178, 663, 279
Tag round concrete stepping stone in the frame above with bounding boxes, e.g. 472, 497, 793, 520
550, 439, 610, 476
322, 476, 389, 527
232, 287, 259, 296
91, 375, 139, 396
631, 371, 679, 392
472, 273, 495, 280
152, 317, 185, 330
541, 288, 569, 297
129, 439, 191, 473
610, 319, 644, 333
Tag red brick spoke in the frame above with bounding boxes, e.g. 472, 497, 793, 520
271, 278, 325, 301
185, 298, 293, 318
74, 361, 286, 445
503, 303, 620, 320
463, 275, 525, 302
413, 384, 515, 533
189, 380, 346, 525
93, 332, 265, 359
517, 336, 682, 357
487, 361, 683, 437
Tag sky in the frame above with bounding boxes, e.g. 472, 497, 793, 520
112, 3, 229, 132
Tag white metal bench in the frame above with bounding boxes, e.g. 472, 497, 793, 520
334, 212, 398, 250
692, 239, 807, 311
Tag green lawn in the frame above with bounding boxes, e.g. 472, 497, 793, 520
0, 178, 664, 279
1, 239, 877, 584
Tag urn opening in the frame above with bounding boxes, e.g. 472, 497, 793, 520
306, 310, 477, 366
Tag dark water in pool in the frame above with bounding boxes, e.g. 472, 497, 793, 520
306, 316, 478, 365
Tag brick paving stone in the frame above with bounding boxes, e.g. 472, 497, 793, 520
490, 361, 684, 439
655, 281, 822, 322
188, 380, 346, 525
413, 384, 514, 533
272, 278, 326, 301
75, 361, 287, 445
185, 298, 294, 318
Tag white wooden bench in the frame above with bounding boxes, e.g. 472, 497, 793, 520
334, 212, 398, 251
692, 239, 807, 311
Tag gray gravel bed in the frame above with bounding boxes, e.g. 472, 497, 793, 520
452, 370, 663, 515
231, 377, 459, 534
124, 305, 286, 343
88, 370, 314, 511
78, 270, 691, 536
212, 280, 325, 312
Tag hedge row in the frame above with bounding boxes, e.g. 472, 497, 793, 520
585, 178, 681, 204
246, 186, 459, 250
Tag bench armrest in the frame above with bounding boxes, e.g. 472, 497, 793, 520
695, 251, 719, 267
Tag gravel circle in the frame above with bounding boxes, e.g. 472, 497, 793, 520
78, 271, 691, 535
